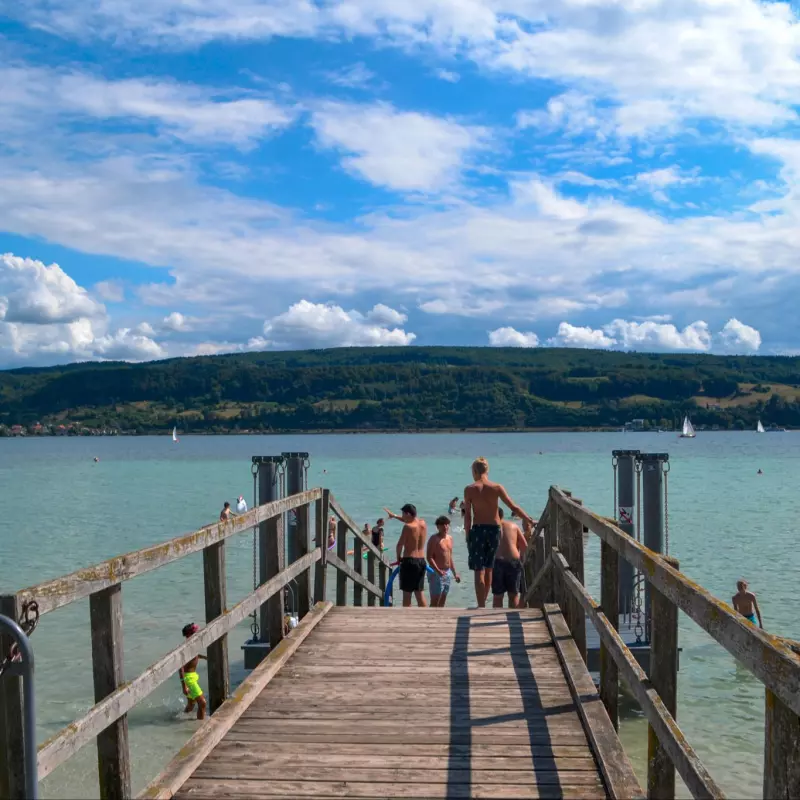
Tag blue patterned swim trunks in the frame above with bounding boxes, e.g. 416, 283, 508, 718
467, 524, 501, 571
428, 569, 452, 596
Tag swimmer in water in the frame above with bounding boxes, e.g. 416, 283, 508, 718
448, 497, 459, 515
93, 457, 99, 463
178, 623, 207, 719
219, 501, 232, 522
732, 579, 763, 628
757, 469, 763, 475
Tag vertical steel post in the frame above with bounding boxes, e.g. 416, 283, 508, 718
283, 452, 311, 618
255, 456, 284, 643
612, 450, 639, 617
638, 453, 668, 642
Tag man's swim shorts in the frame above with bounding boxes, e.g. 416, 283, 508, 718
467, 524, 501, 570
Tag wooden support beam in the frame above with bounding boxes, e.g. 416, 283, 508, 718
367, 551, 376, 608
325, 554, 383, 601
313, 491, 330, 605
293, 501, 311, 619
600, 539, 620, 730
89, 585, 132, 800
544, 505, 557, 605
764, 689, 800, 798
336, 520, 348, 607
264, 515, 284, 649
378, 559, 388, 607
647, 555, 680, 799
353, 535, 363, 607
522, 554, 552, 607
203, 542, 229, 715
0, 594, 26, 800
328, 496, 392, 569
567, 496, 586, 663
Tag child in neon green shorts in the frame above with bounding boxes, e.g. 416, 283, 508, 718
179, 623, 207, 720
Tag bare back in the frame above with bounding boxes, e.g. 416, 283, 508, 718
496, 521, 525, 561
399, 519, 427, 558
464, 479, 505, 525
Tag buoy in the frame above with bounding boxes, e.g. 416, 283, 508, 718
236, 496, 248, 513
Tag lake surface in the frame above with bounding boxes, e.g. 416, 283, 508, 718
1, 432, 797, 798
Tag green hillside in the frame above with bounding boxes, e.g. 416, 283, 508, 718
2, 346, 799, 433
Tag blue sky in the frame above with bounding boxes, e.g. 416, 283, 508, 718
1, 0, 799, 366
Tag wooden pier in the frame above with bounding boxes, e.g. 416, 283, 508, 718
1, 481, 799, 800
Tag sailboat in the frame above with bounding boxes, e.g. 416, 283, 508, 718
172, 425, 179, 443
679, 416, 696, 438
757, 420, 765, 433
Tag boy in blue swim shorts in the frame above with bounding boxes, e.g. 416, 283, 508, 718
426, 516, 461, 607
179, 623, 208, 719
732, 580, 763, 628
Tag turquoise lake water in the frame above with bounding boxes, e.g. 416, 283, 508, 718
1, 432, 798, 798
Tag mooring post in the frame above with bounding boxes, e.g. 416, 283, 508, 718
89, 585, 132, 800
314, 489, 330, 604
0, 594, 27, 800
638, 452, 668, 642
600, 539, 620, 730
283, 453, 311, 619
612, 450, 639, 618
647, 554, 679, 799
203, 540, 229, 714
764, 689, 800, 799
353, 534, 364, 607
336, 519, 348, 606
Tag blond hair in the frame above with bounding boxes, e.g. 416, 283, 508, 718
472, 457, 489, 477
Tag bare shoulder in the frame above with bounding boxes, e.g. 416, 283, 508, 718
746, 591, 757, 600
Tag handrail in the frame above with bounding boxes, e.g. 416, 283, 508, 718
328, 495, 393, 568
14, 489, 323, 617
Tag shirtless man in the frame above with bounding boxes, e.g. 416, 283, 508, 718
427, 516, 462, 607
385, 504, 428, 607
178, 623, 207, 719
733, 579, 763, 628
492, 509, 529, 608
219, 502, 232, 522
464, 457, 533, 607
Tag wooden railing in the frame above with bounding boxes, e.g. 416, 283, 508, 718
0, 487, 394, 800
523, 485, 800, 800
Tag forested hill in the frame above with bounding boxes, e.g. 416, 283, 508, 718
3, 346, 800, 433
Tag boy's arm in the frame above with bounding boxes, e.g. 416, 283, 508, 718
426, 537, 443, 575
396, 526, 407, 562
178, 666, 188, 695
463, 489, 472, 536
497, 484, 533, 525
517, 527, 528, 557
753, 595, 763, 627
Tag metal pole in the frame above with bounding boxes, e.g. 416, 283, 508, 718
638, 452, 668, 642
282, 453, 309, 565
612, 450, 639, 618
254, 456, 283, 643
0, 615, 37, 800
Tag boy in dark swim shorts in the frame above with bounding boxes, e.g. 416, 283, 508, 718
492, 509, 529, 608
385, 503, 428, 607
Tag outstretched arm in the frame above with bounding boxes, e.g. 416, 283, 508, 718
517, 527, 528, 558
754, 596, 763, 628
498, 485, 533, 525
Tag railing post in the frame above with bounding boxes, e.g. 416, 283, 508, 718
89, 585, 132, 800
367, 551, 376, 607
379, 558, 388, 606
568, 498, 586, 663
203, 542, 229, 714
353, 535, 364, 607
294, 501, 311, 619
265, 513, 285, 648
647, 555, 679, 800
764, 689, 800, 799
314, 490, 330, 604
545, 491, 558, 604
336, 519, 348, 606
0, 595, 26, 800
600, 539, 620, 730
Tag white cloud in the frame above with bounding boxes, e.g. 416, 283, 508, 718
93, 280, 125, 303
365, 303, 407, 326
488, 327, 539, 347
548, 322, 616, 349
605, 319, 713, 352
434, 68, 460, 83
162, 311, 190, 331
324, 63, 378, 89
310, 102, 488, 192
634, 167, 699, 190
262, 300, 416, 349
717, 318, 762, 353
517, 92, 611, 138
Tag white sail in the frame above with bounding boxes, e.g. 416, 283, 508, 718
757, 420, 765, 433
172, 426, 178, 442
681, 416, 696, 437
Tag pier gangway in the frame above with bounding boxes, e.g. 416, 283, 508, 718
1, 476, 799, 799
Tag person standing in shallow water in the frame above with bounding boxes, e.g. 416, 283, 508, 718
492, 509, 530, 608
427, 516, 461, 607
733, 579, 763, 628
385, 503, 428, 607
464, 457, 533, 608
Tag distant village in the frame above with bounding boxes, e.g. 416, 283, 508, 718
0, 422, 122, 437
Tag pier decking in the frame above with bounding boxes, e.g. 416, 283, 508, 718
166, 606, 635, 800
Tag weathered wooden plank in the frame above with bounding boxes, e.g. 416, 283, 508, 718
763, 689, 800, 799
335, 520, 348, 606
566, 498, 586, 663
353, 533, 363, 607
648, 556, 680, 800
225, 731, 594, 745
313, 490, 329, 604
367, 550, 376, 607
326, 553, 383, 600
524, 554, 552, 607
17, 490, 322, 616
551, 486, 800, 717
202, 542, 229, 715
543, 603, 643, 800
293, 500, 312, 619
551, 552, 724, 799
38, 550, 321, 782
175, 778, 606, 799
329, 495, 392, 568
90, 585, 132, 800
138, 601, 332, 800
600, 539, 619, 730
0, 594, 26, 800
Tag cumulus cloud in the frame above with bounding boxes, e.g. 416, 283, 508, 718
310, 102, 488, 192
716, 318, 762, 354
262, 300, 416, 349
365, 303, 407, 326
93, 280, 125, 303
548, 322, 616, 349
162, 311, 190, 331
488, 327, 540, 347
434, 69, 460, 83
